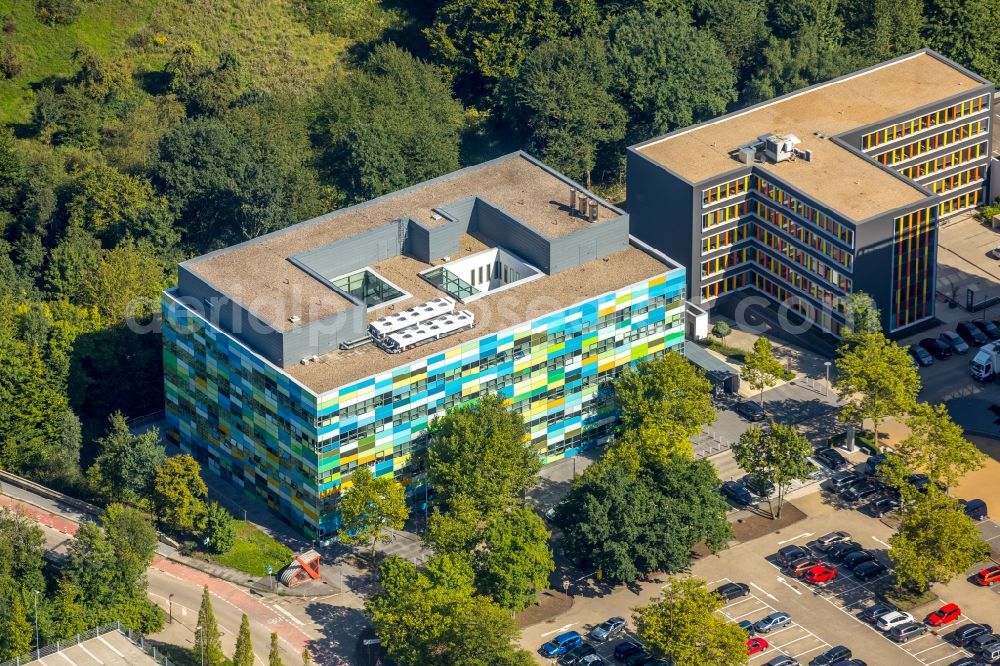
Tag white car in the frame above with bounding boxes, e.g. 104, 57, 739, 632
877, 611, 914, 631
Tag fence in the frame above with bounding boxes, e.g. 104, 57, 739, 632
0, 621, 174, 666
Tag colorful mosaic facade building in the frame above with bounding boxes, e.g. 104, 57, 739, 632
163, 153, 686, 538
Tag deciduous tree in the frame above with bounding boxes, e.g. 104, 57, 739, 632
0, 593, 32, 660
88, 412, 165, 507
732, 423, 813, 518
429, 394, 539, 514
616, 352, 716, 442
634, 577, 748, 666
202, 502, 237, 554
843, 291, 882, 338
152, 454, 208, 535
740, 337, 785, 406
48, 579, 87, 640
896, 402, 985, 489
711, 320, 731, 344
103, 503, 158, 596
835, 333, 920, 448
338, 467, 409, 559
474, 507, 554, 611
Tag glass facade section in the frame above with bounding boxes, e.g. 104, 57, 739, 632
755, 178, 855, 247
702, 175, 751, 206
702, 224, 750, 253
927, 165, 984, 194
873, 119, 988, 166
701, 271, 748, 301
890, 207, 936, 331
701, 247, 750, 278
862, 95, 989, 150
702, 200, 751, 229
420, 266, 478, 300
332, 269, 406, 307
898, 142, 987, 180
753, 202, 853, 269
938, 188, 983, 216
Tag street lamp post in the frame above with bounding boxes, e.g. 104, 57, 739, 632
33, 589, 40, 654
168, 593, 174, 624
824, 361, 832, 397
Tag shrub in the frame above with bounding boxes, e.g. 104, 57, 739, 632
0, 43, 20, 79
34, 0, 82, 25
2, 16, 15, 34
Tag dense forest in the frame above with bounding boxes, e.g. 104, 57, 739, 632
0, 0, 996, 494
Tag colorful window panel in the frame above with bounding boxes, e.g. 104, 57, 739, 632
701, 247, 750, 278
701, 271, 748, 301
873, 119, 988, 167
898, 142, 987, 180
702, 224, 750, 253
753, 225, 852, 291
938, 188, 983, 217
702, 175, 750, 206
754, 253, 846, 314
702, 200, 751, 230
862, 95, 989, 150
750, 273, 843, 336
927, 165, 984, 194
755, 178, 855, 247
891, 207, 936, 331
754, 201, 853, 270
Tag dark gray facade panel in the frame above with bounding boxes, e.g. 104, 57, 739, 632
293, 223, 401, 279
626, 149, 696, 297
438, 196, 477, 226
408, 221, 431, 263
548, 214, 630, 274
473, 199, 552, 272
281, 307, 367, 366
177, 266, 286, 366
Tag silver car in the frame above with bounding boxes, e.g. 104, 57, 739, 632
589, 616, 626, 642
754, 611, 792, 633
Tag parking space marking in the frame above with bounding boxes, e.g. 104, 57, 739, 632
750, 582, 778, 601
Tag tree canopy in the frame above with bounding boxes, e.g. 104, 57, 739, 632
732, 423, 813, 518
338, 466, 410, 558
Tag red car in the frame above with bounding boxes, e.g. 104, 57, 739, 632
976, 565, 1000, 586
926, 603, 961, 626
747, 637, 769, 655
804, 565, 838, 584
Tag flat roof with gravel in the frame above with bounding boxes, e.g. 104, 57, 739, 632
636, 52, 988, 221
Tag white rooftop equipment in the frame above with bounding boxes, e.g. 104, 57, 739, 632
368, 297, 455, 339
382, 310, 475, 353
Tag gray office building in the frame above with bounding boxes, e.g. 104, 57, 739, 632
627, 50, 994, 336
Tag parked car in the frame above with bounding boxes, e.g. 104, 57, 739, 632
578, 656, 607, 666
720, 480, 753, 506
540, 631, 583, 658
868, 495, 901, 517
788, 558, 824, 577
738, 620, 755, 636
765, 657, 799, 666
920, 337, 953, 359
777, 545, 810, 567
841, 550, 876, 570
877, 611, 915, 631
852, 560, 887, 581
940, 330, 970, 354
859, 602, 897, 624
927, 603, 962, 627
828, 471, 860, 493
736, 401, 766, 422
743, 474, 775, 498
827, 541, 864, 561
953, 623, 993, 646
755, 612, 792, 634
830, 661, 866, 666
865, 453, 887, 476
589, 616, 627, 642
810, 645, 852, 665
613, 641, 644, 661
975, 565, 1000, 586
958, 321, 989, 346
816, 531, 851, 551
842, 480, 882, 502
816, 448, 849, 471
967, 633, 1000, 654
907, 473, 932, 493
890, 622, 928, 643
960, 498, 988, 520
714, 583, 750, 602
948, 658, 981, 666
909, 344, 934, 366
623, 651, 653, 666
804, 565, 837, 584
559, 643, 597, 666
973, 319, 1000, 341
747, 637, 770, 655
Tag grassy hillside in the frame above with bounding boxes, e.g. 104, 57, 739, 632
0, 0, 377, 124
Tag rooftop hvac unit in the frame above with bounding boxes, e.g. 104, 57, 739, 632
588, 199, 599, 222
761, 133, 801, 163
368, 297, 455, 339
381, 310, 475, 353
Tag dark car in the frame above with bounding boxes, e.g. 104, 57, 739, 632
865, 453, 887, 476
867, 494, 901, 517
736, 401, 766, 422
890, 622, 928, 643
953, 623, 993, 646
810, 645, 852, 665
968, 633, 1000, 654
829, 470, 860, 493
958, 321, 989, 346
907, 473, 943, 493
714, 582, 750, 601
613, 641, 644, 661
947, 659, 981, 666
765, 658, 800, 666
959, 498, 988, 520
743, 474, 775, 498
623, 651, 654, 666
842, 480, 882, 502
738, 620, 755, 636
559, 643, 597, 666
827, 541, 864, 562
720, 480, 753, 506
939, 330, 970, 354
842, 550, 876, 570
853, 560, 887, 581
909, 344, 934, 367
830, 661, 866, 666
974, 319, 1000, 341
816, 448, 849, 471
859, 602, 897, 624
919, 337, 952, 359
777, 545, 810, 567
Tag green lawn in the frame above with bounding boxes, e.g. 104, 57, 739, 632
208, 521, 293, 578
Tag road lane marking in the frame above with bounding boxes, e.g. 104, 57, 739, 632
76, 643, 104, 665
872, 536, 891, 548
56, 650, 77, 666
750, 582, 778, 601
540, 624, 574, 638
777, 532, 813, 545
775, 577, 801, 595
272, 604, 305, 626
